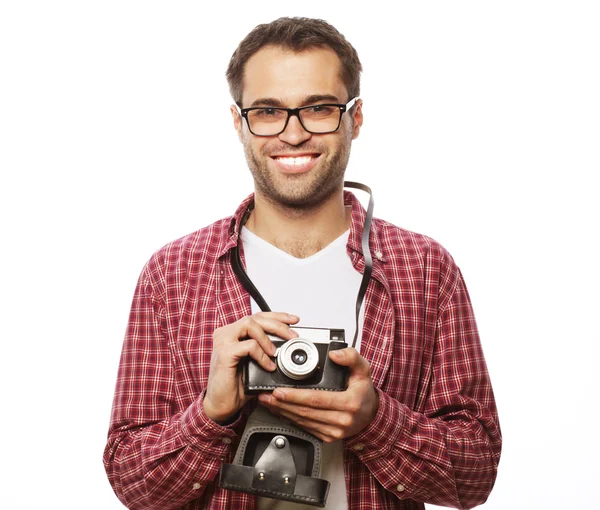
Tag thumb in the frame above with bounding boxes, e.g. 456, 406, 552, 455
329, 348, 371, 377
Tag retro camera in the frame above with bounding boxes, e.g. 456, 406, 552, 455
243, 326, 349, 394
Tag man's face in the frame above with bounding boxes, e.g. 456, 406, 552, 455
232, 45, 363, 210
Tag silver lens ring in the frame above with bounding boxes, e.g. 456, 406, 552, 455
277, 338, 319, 380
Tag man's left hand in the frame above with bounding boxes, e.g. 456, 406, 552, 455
257, 348, 379, 443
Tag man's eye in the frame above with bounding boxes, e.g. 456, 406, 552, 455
307, 105, 336, 116
255, 108, 280, 117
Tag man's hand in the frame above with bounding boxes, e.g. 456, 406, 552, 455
257, 348, 379, 442
203, 312, 299, 424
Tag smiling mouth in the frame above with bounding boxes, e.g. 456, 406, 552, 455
272, 155, 317, 166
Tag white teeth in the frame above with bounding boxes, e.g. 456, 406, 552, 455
275, 156, 314, 166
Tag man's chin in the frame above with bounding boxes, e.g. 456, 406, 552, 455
248, 149, 348, 210
257, 178, 341, 211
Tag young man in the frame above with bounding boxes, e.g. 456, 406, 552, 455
104, 17, 501, 510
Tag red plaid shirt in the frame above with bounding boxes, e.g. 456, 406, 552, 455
104, 191, 501, 510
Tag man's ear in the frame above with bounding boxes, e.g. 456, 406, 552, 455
230, 105, 243, 143
351, 100, 364, 140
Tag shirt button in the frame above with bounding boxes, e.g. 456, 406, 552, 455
221, 437, 232, 444
375, 250, 383, 260
192, 482, 201, 490
353, 443, 364, 451
396, 484, 405, 492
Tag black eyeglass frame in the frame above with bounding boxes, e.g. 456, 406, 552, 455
236, 97, 359, 137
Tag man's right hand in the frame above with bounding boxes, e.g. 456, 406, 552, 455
203, 312, 300, 424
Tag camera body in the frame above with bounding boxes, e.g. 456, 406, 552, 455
243, 326, 349, 394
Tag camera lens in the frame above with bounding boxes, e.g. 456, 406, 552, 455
291, 349, 308, 365
277, 338, 319, 380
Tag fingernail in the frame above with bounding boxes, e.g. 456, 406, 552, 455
258, 394, 271, 404
273, 389, 285, 400
268, 360, 277, 371
287, 314, 299, 321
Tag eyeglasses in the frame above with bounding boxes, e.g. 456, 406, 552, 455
236, 97, 359, 137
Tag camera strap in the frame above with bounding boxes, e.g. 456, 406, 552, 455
231, 181, 374, 350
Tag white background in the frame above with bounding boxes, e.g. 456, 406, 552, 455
1, 1, 598, 509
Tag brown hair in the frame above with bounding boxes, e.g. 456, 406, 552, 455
226, 17, 362, 106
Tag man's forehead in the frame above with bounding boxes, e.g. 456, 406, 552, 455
241, 45, 346, 106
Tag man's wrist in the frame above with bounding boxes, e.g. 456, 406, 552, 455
212, 411, 240, 426
203, 393, 242, 426
180, 393, 238, 447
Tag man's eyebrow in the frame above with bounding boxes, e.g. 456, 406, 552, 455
249, 98, 285, 107
249, 94, 342, 108
301, 94, 341, 105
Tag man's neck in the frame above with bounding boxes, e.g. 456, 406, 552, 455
245, 191, 350, 259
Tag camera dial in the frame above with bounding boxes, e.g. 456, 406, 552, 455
276, 338, 319, 380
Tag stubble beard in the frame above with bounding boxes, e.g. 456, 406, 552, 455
243, 136, 352, 212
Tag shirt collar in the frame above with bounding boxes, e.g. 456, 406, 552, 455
344, 190, 385, 263
217, 190, 383, 261
216, 193, 255, 258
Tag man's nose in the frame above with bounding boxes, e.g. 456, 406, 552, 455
277, 114, 312, 145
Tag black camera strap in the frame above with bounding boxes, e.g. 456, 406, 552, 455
231, 181, 374, 349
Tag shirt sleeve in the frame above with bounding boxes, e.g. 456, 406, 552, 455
346, 258, 501, 509
103, 264, 238, 510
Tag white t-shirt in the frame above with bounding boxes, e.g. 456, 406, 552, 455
241, 227, 364, 510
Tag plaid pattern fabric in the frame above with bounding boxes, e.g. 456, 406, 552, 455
104, 191, 501, 510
